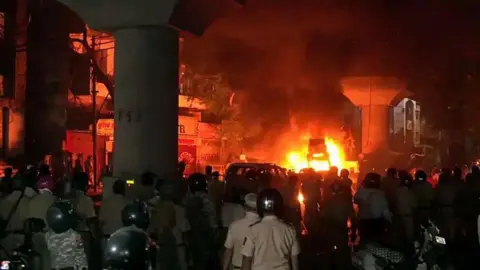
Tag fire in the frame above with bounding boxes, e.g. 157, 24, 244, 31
284, 136, 346, 173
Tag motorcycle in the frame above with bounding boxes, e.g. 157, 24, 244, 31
352, 220, 451, 270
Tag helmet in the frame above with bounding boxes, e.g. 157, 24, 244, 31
121, 200, 150, 230
46, 201, 76, 233
256, 188, 284, 218
188, 173, 207, 193
415, 170, 428, 181
36, 175, 55, 192
104, 226, 149, 270
363, 172, 381, 189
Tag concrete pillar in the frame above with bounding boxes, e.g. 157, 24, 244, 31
113, 27, 179, 179
342, 76, 408, 154
57, 0, 180, 179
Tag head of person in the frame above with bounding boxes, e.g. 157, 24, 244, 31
328, 166, 339, 177
46, 200, 77, 233
244, 193, 258, 213
205, 165, 213, 175
104, 226, 150, 270
453, 166, 462, 179
340, 169, 349, 178
439, 172, 451, 184
188, 173, 208, 194
386, 167, 397, 178
257, 188, 284, 218
72, 172, 89, 192
112, 179, 127, 196
121, 200, 150, 231
140, 171, 156, 187
363, 172, 381, 189
472, 166, 480, 176
4, 167, 12, 178
38, 164, 50, 176
398, 170, 413, 187
414, 170, 428, 182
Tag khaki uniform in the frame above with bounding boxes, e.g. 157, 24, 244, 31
0, 187, 37, 255
393, 187, 417, 242
241, 216, 300, 270
27, 191, 56, 270
98, 194, 129, 236
71, 190, 96, 266
412, 181, 434, 225
224, 212, 260, 269
173, 204, 190, 270
149, 198, 178, 270
435, 181, 458, 240
208, 179, 225, 223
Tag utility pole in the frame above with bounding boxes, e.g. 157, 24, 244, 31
91, 35, 98, 193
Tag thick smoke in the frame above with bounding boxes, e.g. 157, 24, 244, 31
182, 1, 480, 154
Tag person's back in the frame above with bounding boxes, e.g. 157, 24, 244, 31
224, 193, 259, 269
0, 184, 37, 253
412, 181, 433, 210
242, 216, 298, 270
46, 228, 88, 269
99, 180, 130, 236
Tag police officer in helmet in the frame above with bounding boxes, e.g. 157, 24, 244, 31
121, 200, 150, 231
104, 227, 150, 270
45, 201, 88, 270
256, 188, 285, 218
241, 188, 300, 270
46, 201, 77, 233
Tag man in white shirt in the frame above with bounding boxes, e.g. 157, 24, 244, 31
241, 189, 300, 270
223, 193, 260, 270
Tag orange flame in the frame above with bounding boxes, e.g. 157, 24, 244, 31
284, 136, 346, 173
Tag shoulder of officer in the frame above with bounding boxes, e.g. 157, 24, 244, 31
249, 220, 262, 227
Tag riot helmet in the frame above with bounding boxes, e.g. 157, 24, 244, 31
121, 200, 150, 230
46, 200, 76, 233
104, 226, 150, 270
188, 173, 208, 193
257, 188, 284, 218
415, 170, 428, 181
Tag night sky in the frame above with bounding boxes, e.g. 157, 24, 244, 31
182, 1, 480, 131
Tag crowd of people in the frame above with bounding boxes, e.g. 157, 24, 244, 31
0, 162, 479, 270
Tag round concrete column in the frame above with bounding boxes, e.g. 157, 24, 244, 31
342, 76, 409, 154
360, 104, 390, 154
113, 26, 179, 179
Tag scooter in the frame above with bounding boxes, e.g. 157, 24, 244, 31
352, 220, 450, 270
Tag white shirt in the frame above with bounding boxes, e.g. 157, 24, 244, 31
241, 215, 300, 270
222, 202, 246, 228
224, 212, 260, 267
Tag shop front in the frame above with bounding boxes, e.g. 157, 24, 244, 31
67, 116, 202, 177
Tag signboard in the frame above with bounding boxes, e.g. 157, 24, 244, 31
178, 116, 198, 136
97, 119, 114, 136
97, 116, 198, 136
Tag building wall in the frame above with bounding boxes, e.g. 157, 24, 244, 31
392, 98, 422, 148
